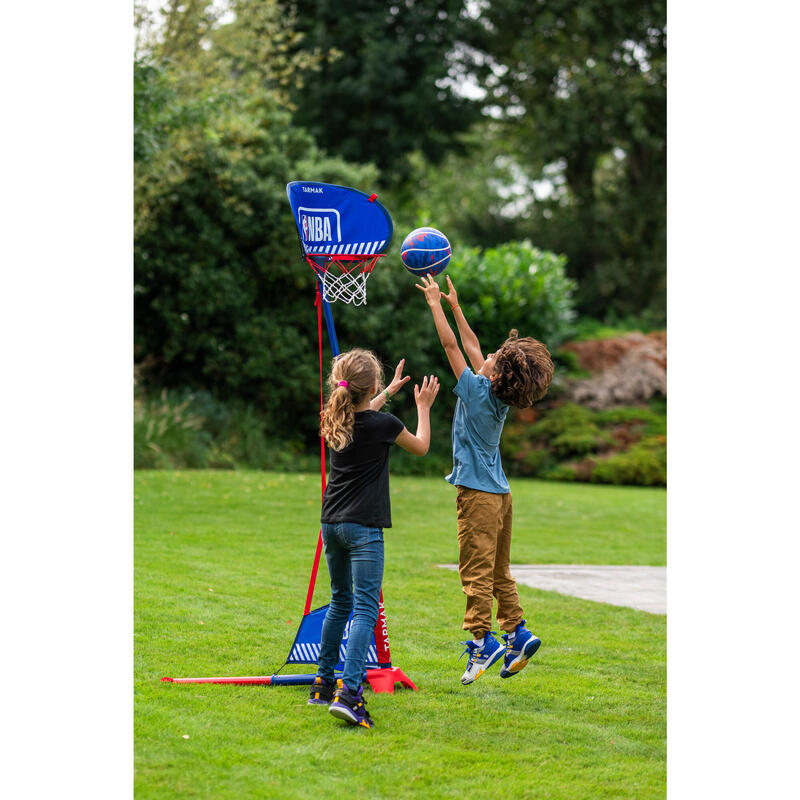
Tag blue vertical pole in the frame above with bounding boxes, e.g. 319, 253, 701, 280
317, 278, 340, 357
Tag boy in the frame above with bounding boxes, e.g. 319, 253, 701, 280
416, 274, 554, 685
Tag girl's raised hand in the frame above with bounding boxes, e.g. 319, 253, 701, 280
386, 358, 412, 397
414, 375, 440, 409
414, 274, 443, 306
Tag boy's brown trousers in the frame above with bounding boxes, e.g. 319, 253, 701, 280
456, 486, 524, 637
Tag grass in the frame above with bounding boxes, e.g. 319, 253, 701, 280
135, 470, 666, 799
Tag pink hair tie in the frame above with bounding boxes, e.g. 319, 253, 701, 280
337, 380, 348, 388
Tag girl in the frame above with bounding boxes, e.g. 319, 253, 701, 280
307, 349, 439, 728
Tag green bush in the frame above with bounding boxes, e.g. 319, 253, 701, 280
133, 389, 319, 472
543, 463, 578, 482
551, 348, 589, 378
594, 406, 663, 430
521, 448, 553, 475
590, 437, 666, 487
526, 403, 597, 442
501, 402, 666, 486
134, 390, 212, 469
446, 242, 577, 352
551, 429, 604, 458
571, 314, 666, 341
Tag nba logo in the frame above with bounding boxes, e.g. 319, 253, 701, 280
298, 207, 341, 244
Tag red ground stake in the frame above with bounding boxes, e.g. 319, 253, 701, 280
161, 669, 416, 692
162, 676, 275, 685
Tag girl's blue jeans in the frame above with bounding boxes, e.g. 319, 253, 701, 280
317, 522, 384, 692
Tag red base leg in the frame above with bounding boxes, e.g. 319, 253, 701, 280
365, 667, 418, 693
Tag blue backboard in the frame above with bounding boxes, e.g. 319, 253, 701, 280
286, 181, 393, 257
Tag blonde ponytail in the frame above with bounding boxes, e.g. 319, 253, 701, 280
320, 349, 384, 451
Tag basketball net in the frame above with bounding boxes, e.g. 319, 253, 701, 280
305, 253, 383, 305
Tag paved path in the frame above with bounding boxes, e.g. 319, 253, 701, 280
437, 564, 666, 615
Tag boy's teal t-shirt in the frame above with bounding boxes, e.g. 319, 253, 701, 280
445, 368, 510, 494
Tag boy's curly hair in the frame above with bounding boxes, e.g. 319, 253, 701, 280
491, 330, 554, 408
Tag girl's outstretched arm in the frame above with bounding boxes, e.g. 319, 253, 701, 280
370, 358, 411, 410
395, 375, 440, 456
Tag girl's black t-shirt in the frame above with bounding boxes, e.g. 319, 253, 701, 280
321, 410, 405, 529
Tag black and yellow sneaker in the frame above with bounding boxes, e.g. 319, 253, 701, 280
307, 676, 337, 706
328, 684, 374, 728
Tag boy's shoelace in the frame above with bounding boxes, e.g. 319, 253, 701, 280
457, 643, 473, 664
457, 632, 500, 664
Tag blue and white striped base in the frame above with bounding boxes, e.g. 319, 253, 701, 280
289, 641, 380, 669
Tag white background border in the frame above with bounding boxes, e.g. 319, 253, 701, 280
2, 1, 799, 796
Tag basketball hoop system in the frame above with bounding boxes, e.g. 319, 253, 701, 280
305, 252, 383, 306
160, 182, 416, 693
291, 184, 391, 305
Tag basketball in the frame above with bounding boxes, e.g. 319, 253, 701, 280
400, 227, 451, 276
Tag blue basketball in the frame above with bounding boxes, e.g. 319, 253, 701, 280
400, 227, 451, 276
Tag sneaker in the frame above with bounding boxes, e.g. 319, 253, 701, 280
458, 632, 505, 685
307, 676, 337, 705
328, 684, 374, 728
500, 620, 541, 678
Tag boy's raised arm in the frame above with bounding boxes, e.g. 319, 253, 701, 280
415, 275, 467, 380
440, 276, 484, 372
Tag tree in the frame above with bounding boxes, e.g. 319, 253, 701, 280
133, 1, 380, 436
456, 0, 666, 320
284, 0, 481, 180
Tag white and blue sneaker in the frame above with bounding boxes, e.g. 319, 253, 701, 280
458, 632, 505, 685
500, 620, 541, 678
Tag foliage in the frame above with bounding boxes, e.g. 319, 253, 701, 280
595, 403, 667, 436
134, 1, 328, 231
133, 98, 374, 432
454, 0, 666, 321
134, 22, 384, 439
550, 347, 589, 378
134, 389, 212, 469
446, 241, 577, 350
382, 140, 538, 252
134, 388, 322, 472
502, 401, 666, 486
285, 0, 481, 180
133, 59, 175, 165
571, 314, 666, 342
591, 436, 666, 487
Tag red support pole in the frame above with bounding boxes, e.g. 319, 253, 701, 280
304, 287, 328, 616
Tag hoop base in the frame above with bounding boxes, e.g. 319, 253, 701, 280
161, 668, 418, 692
365, 667, 418, 694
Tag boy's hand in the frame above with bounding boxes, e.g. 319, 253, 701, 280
414, 375, 440, 409
386, 358, 412, 397
441, 275, 459, 310
414, 274, 443, 307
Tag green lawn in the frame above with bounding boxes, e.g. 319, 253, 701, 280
135, 471, 666, 799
